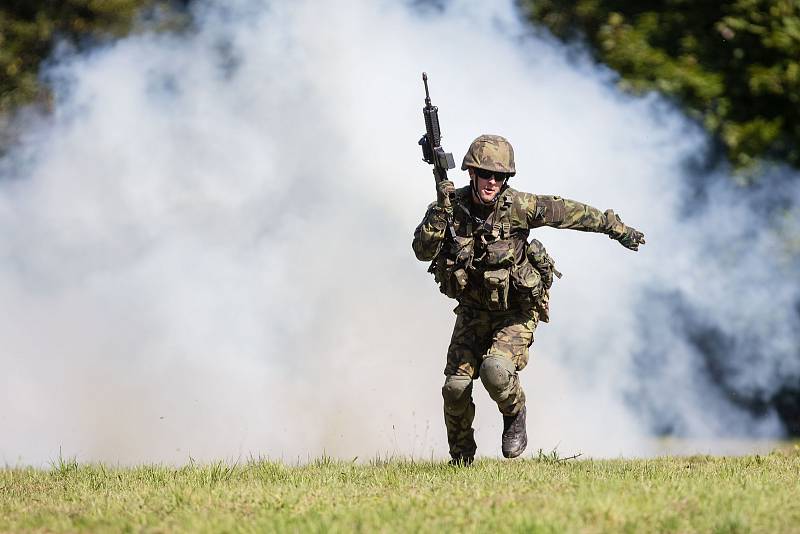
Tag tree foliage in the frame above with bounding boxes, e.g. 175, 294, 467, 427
0, 1, 185, 115
522, 0, 800, 169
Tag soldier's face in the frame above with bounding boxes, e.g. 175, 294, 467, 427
470, 168, 502, 203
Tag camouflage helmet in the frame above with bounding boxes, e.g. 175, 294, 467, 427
461, 134, 516, 177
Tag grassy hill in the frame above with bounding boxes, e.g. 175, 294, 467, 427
3, 450, 799, 532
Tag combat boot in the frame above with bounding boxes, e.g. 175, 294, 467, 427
501, 406, 527, 458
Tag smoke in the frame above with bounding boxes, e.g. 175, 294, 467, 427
631, 168, 800, 438
1, 0, 797, 465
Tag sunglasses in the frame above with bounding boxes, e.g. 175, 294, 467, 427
474, 168, 509, 181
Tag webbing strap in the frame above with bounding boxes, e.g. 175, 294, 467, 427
493, 194, 513, 238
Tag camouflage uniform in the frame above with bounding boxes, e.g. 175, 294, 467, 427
412, 135, 645, 461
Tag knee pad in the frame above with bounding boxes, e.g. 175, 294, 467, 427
442, 375, 473, 406
479, 356, 516, 398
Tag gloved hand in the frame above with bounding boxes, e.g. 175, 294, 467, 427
603, 209, 646, 251
618, 226, 646, 251
436, 179, 455, 210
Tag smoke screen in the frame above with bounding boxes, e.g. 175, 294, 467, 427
1, 0, 798, 465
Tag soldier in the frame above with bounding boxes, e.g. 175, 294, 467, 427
413, 135, 645, 465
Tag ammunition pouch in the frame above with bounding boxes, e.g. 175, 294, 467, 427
435, 262, 468, 299
482, 269, 510, 311
536, 290, 552, 323
484, 239, 515, 267
526, 238, 561, 290
524, 239, 561, 322
511, 262, 542, 306
431, 236, 473, 299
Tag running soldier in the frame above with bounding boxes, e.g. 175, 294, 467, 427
413, 135, 645, 465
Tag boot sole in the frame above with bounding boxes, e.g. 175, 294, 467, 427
502, 435, 527, 458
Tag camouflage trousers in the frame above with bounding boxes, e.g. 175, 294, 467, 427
441, 305, 538, 460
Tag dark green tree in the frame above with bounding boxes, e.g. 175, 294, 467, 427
0, 1, 186, 114
522, 0, 800, 170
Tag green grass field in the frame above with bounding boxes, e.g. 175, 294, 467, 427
2, 448, 799, 533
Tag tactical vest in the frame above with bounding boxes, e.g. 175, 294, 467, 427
429, 189, 559, 320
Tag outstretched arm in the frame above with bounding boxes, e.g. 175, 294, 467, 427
526, 195, 646, 251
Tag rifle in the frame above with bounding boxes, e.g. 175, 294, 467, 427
418, 72, 455, 186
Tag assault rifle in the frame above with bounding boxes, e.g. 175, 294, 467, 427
418, 72, 455, 186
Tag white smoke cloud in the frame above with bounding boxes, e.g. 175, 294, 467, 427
1, 0, 796, 465
631, 167, 800, 439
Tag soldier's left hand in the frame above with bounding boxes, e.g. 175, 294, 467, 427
603, 209, 645, 251
618, 226, 646, 251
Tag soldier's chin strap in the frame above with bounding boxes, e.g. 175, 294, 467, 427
471, 175, 509, 206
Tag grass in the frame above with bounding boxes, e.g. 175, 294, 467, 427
2, 448, 799, 533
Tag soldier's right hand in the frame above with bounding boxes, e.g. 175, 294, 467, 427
436, 180, 455, 210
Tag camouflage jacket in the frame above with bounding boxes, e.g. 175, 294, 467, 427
413, 185, 614, 312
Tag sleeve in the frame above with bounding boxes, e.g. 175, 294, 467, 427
412, 202, 449, 261
526, 195, 612, 233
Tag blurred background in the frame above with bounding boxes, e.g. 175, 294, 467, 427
1, 0, 798, 465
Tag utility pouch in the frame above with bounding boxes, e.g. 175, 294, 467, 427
537, 290, 552, 323
433, 258, 468, 299
482, 268, 510, 311
449, 236, 474, 264
432, 236, 473, 299
523, 239, 560, 322
526, 238, 561, 289
484, 239, 515, 267
511, 262, 542, 305
449, 268, 468, 297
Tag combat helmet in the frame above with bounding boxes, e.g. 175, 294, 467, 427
461, 134, 516, 176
